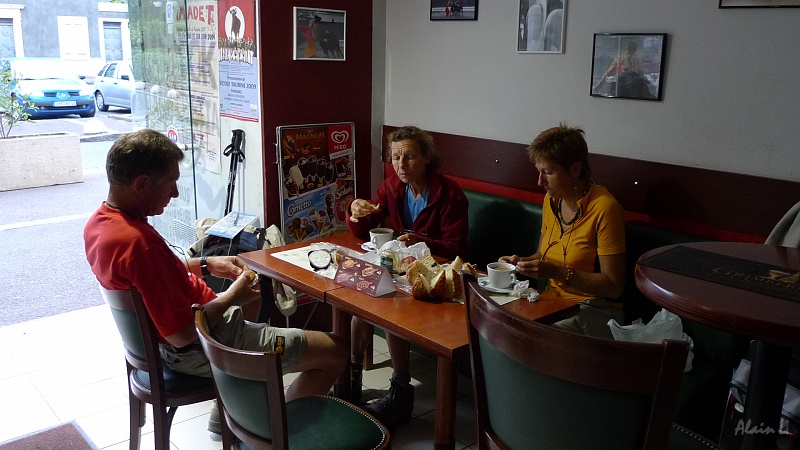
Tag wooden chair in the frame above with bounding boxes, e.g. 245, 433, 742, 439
192, 304, 391, 450
100, 286, 225, 450
463, 271, 717, 450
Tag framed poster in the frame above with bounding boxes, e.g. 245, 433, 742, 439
293, 7, 346, 60
218, 0, 259, 121
720, 0, 800, 7
517, 0, 566, 53
277, 122, 356, 243
430, 0, 479, 20
590, 33, 667, 101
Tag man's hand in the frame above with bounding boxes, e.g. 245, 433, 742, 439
225, 269, 262, 306
207, 255, 246, 280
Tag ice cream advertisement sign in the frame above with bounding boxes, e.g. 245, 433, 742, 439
277, 123, 356, 243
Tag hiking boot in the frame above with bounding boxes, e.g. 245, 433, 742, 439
351, 359, 364, 403
364, 378, 415, 428
208, 399, 221, 435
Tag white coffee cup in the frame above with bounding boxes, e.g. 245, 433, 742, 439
487, 262, 517, 289
369, 227, 393, 249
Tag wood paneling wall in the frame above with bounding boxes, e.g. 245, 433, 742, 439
384, 126, 800, 242
259, 2, 373, 227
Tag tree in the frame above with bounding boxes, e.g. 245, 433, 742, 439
0, 70, 35, 139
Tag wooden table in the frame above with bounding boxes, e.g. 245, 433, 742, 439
635, 242, 800, 450
241, 234, 578, 450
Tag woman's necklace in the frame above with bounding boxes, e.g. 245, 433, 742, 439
557, 199, 580, 226
557, 181, 593, 226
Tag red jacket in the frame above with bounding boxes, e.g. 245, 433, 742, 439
347, 171, 469, 260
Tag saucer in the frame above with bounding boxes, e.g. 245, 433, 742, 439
361, 242, 377, 252
478, 277, 515, 294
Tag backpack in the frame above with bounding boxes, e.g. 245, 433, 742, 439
188, 220, 297, 318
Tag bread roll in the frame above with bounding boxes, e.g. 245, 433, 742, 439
409, 255, 473, 301
449, 256, 464, 272
429, 270, 448, 299
452, 269, 463, 298
399, 255, 417, 273
411, 276, 432, 301
444, 269, 455, 299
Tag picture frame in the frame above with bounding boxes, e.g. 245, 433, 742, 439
517, 0, 566, 53
430, 0, 479, 21
590, 33, 667, 101
719, 0, 800, 7
293, 7, 346, 61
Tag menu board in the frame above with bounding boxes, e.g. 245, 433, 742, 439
334, 255, 395, 297
276, 123, 356, 244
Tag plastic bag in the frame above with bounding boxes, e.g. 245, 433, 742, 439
367, 240, 431, 272
608, 308, 694, 371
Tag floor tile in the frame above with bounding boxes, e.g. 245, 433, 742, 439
45, 379, 128, 422
0, 308, 478, 449
75, 403, 141, 449
0, 394, 59, 442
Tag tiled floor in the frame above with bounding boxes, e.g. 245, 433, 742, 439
0, 305, 477, 449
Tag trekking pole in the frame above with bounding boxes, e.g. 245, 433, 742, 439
223, 129, 245, 215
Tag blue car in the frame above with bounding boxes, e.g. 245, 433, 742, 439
0, 57, 96, 119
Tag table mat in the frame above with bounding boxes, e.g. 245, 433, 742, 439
637, 246, 800, 304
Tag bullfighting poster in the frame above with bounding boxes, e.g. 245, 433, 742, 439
218, 0, 259, 121
277, 123, 356, 244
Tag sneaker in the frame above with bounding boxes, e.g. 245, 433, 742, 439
208, 399, 221, 435
364, 377, 415, 428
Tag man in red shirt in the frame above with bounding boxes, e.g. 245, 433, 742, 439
85, 129, 346, 433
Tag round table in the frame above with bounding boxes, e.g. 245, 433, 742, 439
635, 242, 800, 450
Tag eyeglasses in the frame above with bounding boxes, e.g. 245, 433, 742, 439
541, 216, 572, 265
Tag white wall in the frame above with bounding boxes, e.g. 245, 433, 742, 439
379, 0, 800, 182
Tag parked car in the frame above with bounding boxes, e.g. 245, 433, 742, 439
0, 57, 96, 119
93, 61, 135, 111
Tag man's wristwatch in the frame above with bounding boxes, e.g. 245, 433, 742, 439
200, 256, 211, 277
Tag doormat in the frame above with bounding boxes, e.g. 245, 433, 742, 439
637, 245, 800, 304
0, 422, 98, 450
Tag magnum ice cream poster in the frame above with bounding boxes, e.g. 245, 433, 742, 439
277, 123, 356, 243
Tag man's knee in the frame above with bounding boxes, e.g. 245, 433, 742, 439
305, 331, 347, 367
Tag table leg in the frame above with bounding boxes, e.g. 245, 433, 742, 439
434, 357, 457, 450
739, 341, 791, 450
331, 306, 352, 401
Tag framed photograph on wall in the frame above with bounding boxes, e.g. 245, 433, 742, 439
430, 0, 479, 21
293, 7, 346, 60
590, 33, 667, 101
720, 0, 800, 7
517, 0, 566, 53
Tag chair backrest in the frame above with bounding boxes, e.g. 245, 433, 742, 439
193, 304, 290, 450
100, 286, 164, 376
463, 271, 689, 450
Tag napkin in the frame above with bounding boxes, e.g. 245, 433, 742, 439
510, 280, 540, 302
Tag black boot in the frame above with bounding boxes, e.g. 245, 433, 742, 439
351, 356, 364, 403
364, 377, 415, 428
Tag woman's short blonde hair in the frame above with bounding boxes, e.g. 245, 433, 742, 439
528, 123, 592, 179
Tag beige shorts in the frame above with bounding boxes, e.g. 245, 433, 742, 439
159, 306, 307, 377
553, 297, 625, 339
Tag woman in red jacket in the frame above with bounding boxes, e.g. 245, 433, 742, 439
346, 125, 468, 427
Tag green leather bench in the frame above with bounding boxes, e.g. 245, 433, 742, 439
463, 189, 748, 442
464, 189, 543, 271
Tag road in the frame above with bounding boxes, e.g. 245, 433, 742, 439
0, 110, 134, 326
11, 108, 133, 142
